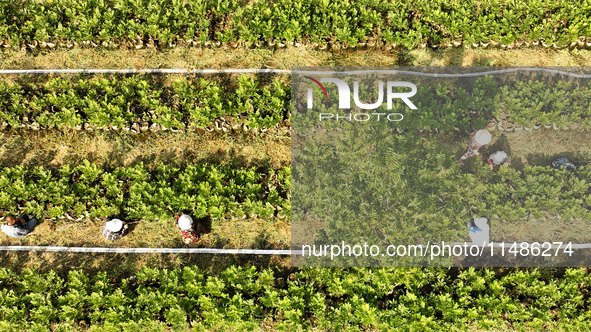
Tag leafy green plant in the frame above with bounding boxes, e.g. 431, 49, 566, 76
0, 162, 290, 222
0, 75, 291, 131
2, 266, 590, 330
0, 0, 589, 49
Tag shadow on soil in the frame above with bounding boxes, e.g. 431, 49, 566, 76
0, 130, 289, 172
0, 251, 293, 279
524, 152, 579, 168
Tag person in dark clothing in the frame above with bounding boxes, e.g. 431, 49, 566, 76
101, 218, 128, 240
552, 157, 576, 171
487, 151, 511, 170
1, 214, 37, 238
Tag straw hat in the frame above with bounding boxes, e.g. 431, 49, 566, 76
105, 218, 123, 232
475, 130, 492, 145
178, 214, 193, 230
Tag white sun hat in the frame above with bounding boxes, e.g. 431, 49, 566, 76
475, 130, 492, 145
105, 218, 123, 232
490, 151, 508, 165
178, 214, 193, 230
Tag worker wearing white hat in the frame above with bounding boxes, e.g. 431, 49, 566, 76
102, 218, 128, 240
176, 213, 205, 244
468, 217, 489, 246
458, 130, 492, 164
487, 151, 511, 170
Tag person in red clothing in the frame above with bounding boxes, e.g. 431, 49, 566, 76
458, 130, 492, 165
176, 213, 205, 244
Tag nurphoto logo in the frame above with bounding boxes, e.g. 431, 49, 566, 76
304, 76, 418, 110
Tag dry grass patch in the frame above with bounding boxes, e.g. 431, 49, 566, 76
0, 216, 290, 250
0, 130, 290, 170
480, 128, 591, 169
443, 128, 591, 170
398, 48, 591, 66
3, 47, 591, 69
0, 46, 326, 70
0, 249, 291, 277
491, 218, 591, 244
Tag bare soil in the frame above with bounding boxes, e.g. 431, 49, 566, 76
0, 215, 290, 250
0, 130, 290, 170
1, 46, 591, 70
481, 128, 591, 169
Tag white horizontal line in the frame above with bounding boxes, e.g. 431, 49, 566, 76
0, 68, 590, 78
1, 242, 590, 254
0, 69, 290, 74
450, 242, 591, 249
0, 246, 298, 254
295, 68, 591, 78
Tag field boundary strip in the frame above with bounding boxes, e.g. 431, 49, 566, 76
0, 69, 291, 74
2, 68, 591, 77
1, 243, 591, 254
0, 246, 298, 254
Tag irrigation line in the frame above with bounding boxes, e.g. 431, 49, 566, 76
2, 67, 591, 78
294, 68, 591, 78
448, 242, 591, 249
2, 242, 591, 254
0, 69, 290, 75
0, 246, 298, 255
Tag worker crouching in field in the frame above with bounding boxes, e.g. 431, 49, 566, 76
487, 151, 511, 171
176, 213, 205, 244
552, 157, 576, 171
458, 130, 492, 165
1, 214, 38, 238
101, 218, 128, 240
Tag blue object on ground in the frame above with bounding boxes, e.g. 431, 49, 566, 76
467, 221, 482, 233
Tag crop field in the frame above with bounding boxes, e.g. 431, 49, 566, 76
1, 0, 591, 50
1, 0, 591, 330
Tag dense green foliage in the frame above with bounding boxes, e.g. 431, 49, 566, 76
0, 161, 290, 222
0, 266, 589, 330
496, 78, 591, 128
470, 163, 591, 221
0, 0, 589, 49
2, 1, 591, 329
294, 128, 591, 263
0, 75, 290, 131
295, 73, 591, 133
2, 73, 591, 132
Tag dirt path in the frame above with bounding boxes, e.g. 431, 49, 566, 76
483, 128, 591, 169
2, 47, 591, 70
0, 215, 291, 276
0, 216, 290, 250
448, 127, 591, 169
0, 131, 290, 170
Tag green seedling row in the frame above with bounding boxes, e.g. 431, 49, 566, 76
3, 74, 591, 132
294, 131, 591, 249
467, 163, 591, 221
0, 0, 590, 49
0, 266, 589, 330
0, 161, 291, 222
0, 75, 290, 131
